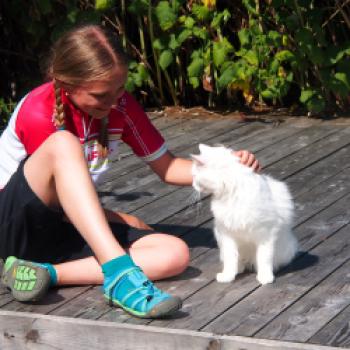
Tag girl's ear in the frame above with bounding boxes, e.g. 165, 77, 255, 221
55, 79, 76, 95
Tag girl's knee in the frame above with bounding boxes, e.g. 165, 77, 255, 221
49, 130, 81, 147
45, 131, 83, 158
162, 238, 190, 277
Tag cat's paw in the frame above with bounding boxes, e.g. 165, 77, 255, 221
257, 272, 274, 285
216, 272, 235, 283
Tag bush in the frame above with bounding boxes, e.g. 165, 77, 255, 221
0, 0, 349, 125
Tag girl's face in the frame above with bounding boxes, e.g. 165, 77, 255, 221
64, 67, 128, 119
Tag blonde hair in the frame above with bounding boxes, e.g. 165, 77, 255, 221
47, 24, 128, 155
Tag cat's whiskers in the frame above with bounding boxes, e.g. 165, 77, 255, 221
185, 190, 202, 222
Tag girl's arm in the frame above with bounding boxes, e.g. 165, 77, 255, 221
148, 150, 261, 186
148, 151, 193, 186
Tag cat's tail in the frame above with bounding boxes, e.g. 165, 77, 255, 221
273, 228, 298, 271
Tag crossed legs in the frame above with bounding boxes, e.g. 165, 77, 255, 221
23, 131, 189, 285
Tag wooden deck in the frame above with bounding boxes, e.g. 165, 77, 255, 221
1, 111, 350, 349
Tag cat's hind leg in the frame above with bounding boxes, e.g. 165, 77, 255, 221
216, 233, 239, 283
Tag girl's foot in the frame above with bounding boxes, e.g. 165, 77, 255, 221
103, 255, 182, 318
1, 256, 51, 302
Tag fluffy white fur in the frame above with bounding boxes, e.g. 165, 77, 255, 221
192, 144, 298, 285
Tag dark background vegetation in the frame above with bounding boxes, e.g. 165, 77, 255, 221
0, 0, 349, 129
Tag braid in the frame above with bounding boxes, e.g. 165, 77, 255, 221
53, 80, 66, 130
97, 117, 109, 158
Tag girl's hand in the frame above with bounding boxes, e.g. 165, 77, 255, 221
234, 150, 261, 172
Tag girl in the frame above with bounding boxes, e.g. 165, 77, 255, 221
0, 24, 260, 318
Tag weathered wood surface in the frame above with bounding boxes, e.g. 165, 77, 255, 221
1, 112, 350, 349
0, 311, 344, 350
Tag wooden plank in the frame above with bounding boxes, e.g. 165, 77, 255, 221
292, 168, 350, 227
206, 118, 315, 154
0, 311, 344, 350
48, 285, 115, 320
309, 304, 350, 348
0, 288, 13, 308
229, 118, 321, 151
255, 258, 350, 342
255, 126, 337, 167
286, 145, 350, 196
146, 114, 187, 131
0, 286, 92, 314
265, 128, 350, 179
292, 188, 350, 251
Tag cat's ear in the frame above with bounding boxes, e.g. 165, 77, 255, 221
199, 143, 212, 155
191, 154, 205, 165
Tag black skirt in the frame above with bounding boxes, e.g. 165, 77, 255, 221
0, 158, 156, 264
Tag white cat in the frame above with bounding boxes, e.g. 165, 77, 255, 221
191, 144, 298, 285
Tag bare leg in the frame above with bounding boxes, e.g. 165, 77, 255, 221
55, 232, 189, 284
24, 131, 125, 264
55, 209, 189, 284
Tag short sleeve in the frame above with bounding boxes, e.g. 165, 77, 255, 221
15, 84, 56, 155
121, 93, 167, 162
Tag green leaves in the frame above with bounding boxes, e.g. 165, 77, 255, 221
238, 29, 251, 47
211, 9, 230, 30
127, 0, 149, 15
326, 73, 350, 98
95, 0, 115, 11
275, 50, 295, 62
213, 38, 233, 68
187, 57, 204, 78
36, 0, 52, 14
125, 62, 150, 92
192, 4, 211, 21
155, 1, 177, 31
159, 50, 174, 70
1, 0, 349, 114
300, 89, 325, 113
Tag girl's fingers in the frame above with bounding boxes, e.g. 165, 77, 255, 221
234, 150, 261, 172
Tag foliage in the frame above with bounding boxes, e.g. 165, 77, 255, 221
0, 0, 349, 123
0, 98, 15, 131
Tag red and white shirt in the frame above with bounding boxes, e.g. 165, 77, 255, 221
0, 82, 167, 189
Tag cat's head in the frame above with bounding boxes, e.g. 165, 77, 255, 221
191, 144, 246, 196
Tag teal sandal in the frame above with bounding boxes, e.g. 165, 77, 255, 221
103, 258, 182, 319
